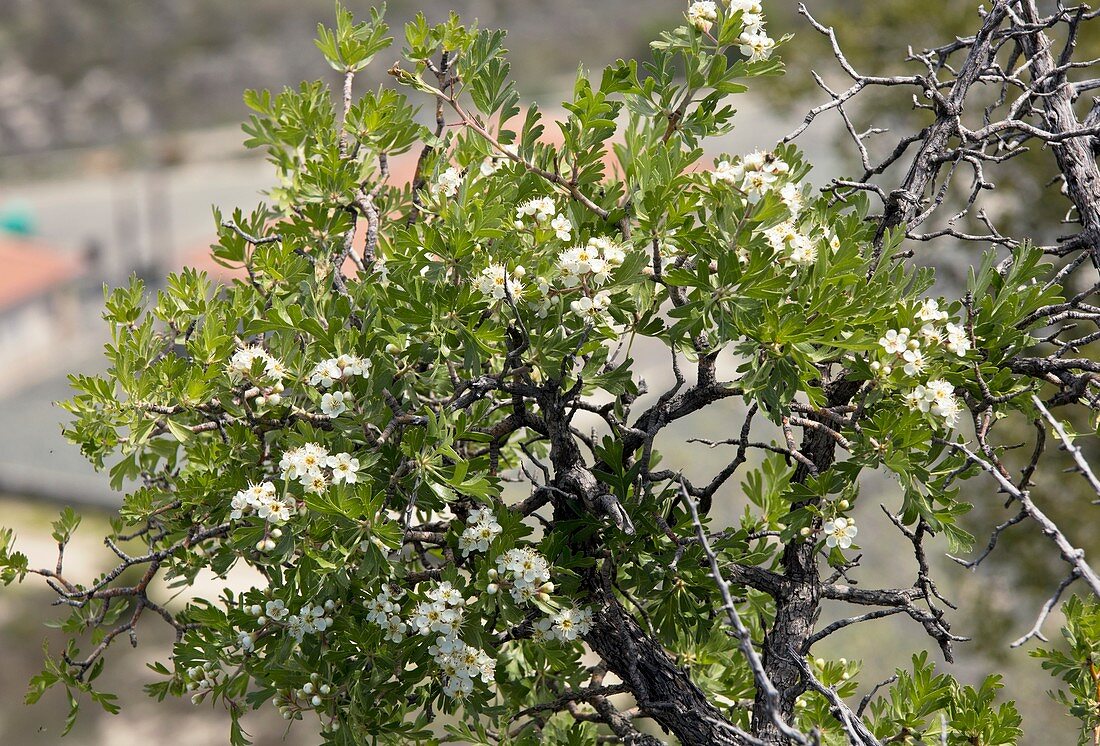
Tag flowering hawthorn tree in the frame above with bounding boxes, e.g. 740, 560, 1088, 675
5, 1, 1100, 744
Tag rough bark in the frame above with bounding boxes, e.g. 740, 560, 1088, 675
1016, 1, 1100, 261
750, 380, 861, 744
586, 591, 743, 746
870, 1, 1013, 253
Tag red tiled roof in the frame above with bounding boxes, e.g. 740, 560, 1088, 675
0, 237, 83, 310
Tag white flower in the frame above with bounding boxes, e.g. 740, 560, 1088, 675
475, 263, 523, 301
932, 395, 961, 427
944, 323, 971, 357
919, 323, 942, 347
879, 328, 910, 356
320, 390, 350, 417
479, 157, 503, 177
266, 599, 289, 621
823, 517, 858, 549
517, 197, 556, 224
327, 452, 360, 485
925, 379, 960, 426
304, 472, 329, 495
788, 234, 817, 265
729, 0, 763, 13
279, 443, 329, 483
550, 213, 572, 242
550, 608, 581, 641
902, 348, 925, 377
432, 635, 494, 698
237, 631, 254, 652
569, 290, 612, 322
917, 298, 949, 323
228, 345, 285, 382
427, 581, 466, 608
412, 601, 444, 636
780, 183, 804, 216
688, 1, 719, 32
713, 159, 743, 184
230, 493, 250, 520
459, 508, 502, 556
309, 359, 342, 388
365, 591, 396, 625
309, 355, 369, 388
496, 547, 551, 604
300, 604, 333, 634
903, 386, 931, 412
383, 615, 407, 643
432, 166, 463, 198
739, 30, 775, 62
742, 169, 776, 200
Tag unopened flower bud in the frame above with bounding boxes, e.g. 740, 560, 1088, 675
311, 695, 322, 707
838, 499, 850, 510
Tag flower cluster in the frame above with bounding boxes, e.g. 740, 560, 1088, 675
431, 166, 463, 198
731, 1, 774, 62
430, 635, 495, 699
687, 1, 718, 32
230, 480, 298, 524
458, 506, 503, 556
475, 263, 525, 302
280, 443, 360, 494
902, 379, 961, 426
308, 354, 368, 388
515, 196, 572, 240
364, 586, 407, 643
490, 547, 552, 604
558, 237, 627, 288
227, 344, 286, 383
516, 196, 555, 223
569, 290, 613, 322
284, 601, 336, 643
876, 300, 968, 426
713, 150, 791, 201
763, 221, 817, 265
247, 598, 334, 644
411, 581, 466, 637
183, 661, 224, 702
913, 299, 971, 357
283, 673, 333, 713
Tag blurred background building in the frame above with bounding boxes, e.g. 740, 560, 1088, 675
0, 1, 1090, 743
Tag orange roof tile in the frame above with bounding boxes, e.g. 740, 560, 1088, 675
0, 237, 84, 310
